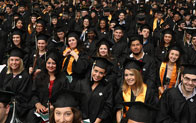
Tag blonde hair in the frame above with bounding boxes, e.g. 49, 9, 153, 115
7, 57, 24, 74
122, 69, 144, 96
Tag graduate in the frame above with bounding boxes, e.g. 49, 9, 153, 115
156, 64, 196, 123
115, 59, 158, 123
74, 57, 113, 123
0, 90, 15, 123
0, 47, 32, 121
50, 89, 83, 123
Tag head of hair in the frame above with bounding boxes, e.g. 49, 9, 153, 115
7, 57, 24, 74
122, 69, 144, 96
49, 107, 82, 123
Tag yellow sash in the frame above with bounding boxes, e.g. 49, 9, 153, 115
28, 24, 32, 35
159, 62, 177, 89
153, 18, 164, 31
122, 83, 147, 117
62, 48, 79, 75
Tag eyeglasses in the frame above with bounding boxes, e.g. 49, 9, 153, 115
183, 76, 196, 83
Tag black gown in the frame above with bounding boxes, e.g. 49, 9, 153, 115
74, 73, 113, 123
156, 86, 196, 123
0, 68, 32, 120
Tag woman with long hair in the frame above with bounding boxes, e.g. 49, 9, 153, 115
0, 47, 32, 121
115, 59, 158, 123
62, 31, 89, 89
155, 28, 176, 65
96, 17, 110, 40
49, 89, 82, 123
157, 46, 182, 96
26, 49, 70, 123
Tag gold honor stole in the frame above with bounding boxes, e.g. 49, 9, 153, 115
122, 83, 147, 117
62, 48, 79, 75
153, 18, 164, 31
159, 62, 177, 90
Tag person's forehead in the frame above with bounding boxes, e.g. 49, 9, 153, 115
131, 40, 141, 45
184, 74, 196, 79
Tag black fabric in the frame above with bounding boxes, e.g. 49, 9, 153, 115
74, 73, 113, 123
156, 87, 196, 123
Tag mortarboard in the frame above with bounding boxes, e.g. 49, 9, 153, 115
6, 4, 12, 9
50, 89, 83, 108
123, 58, 145, 71
8, 47, 26, 59
96, 38, 113, 50
162, 28, 175, 36
113, 24, 125, 31
168, 44, 184, 56
56, 26, 65, 33
0, 90, 14, 105
182, 64, 196, 75
103, 7, 111, 12
51, 12, 59, 19
37, 34, 49, 41
67, 30, 81, 41
124, 102, 158, 122
11, 28, 24, 37
192, 32, 196, 37
92, 57, 113, 71
140, 24, 152, 32
36, 19, 46, 27
30, 12, 39, 18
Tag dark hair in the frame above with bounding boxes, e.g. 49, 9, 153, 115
163, 48, 181, 69
160, 31, 175, 50
49, 107, 82, 123
97, 17, 109, 32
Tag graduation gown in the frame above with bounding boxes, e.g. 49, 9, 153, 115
0, 68, 32, 119
156, 86, 196, 123
74, 74, 113, 123
115, 84, 158, 114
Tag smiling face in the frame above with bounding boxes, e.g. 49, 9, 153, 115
141, 28, 150, 39
168, 49, 180, 63
181, 74, 196, 93
124, 69, 136, 86
92, 66, 106, 82
99, 44, 108, 57
68, 37, 77, 49
113, 29, 123, 42
12, 34, 21, 47
164, 34, 172, 44
54, 107, 74, 123
9, 56, 21, 71
37, 40, 47, 52
100, 20, 106, 29
16, 20, 23, 29
46, 58, 56, 74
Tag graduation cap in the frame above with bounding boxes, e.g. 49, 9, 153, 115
18, 2, 26, 8
50, 89, 83, 108
30, 12, 39, 18
181, 64, 196, 75
8, 47, 26, 59
37, 34, 49, 41
0, 90, 14, 105
123, 58, 145, 71
168, 44, 184, 56
36, 19, 46, 27
162, 28, 175, 37
192, 32, 196, 37
11, 28, 24, 37
103, 7, 111, 12
51, 12, 59, 19
56, 26, 65, 33
113, 24, 125, 31
67, 30, 81, 41
96, 38, 113, 50
184, 27, 196, 35
124, 102, 158, 122
6, 4, 12, 9
140, 24, 152, 32
46, 48, 61, 71
13, 12, 21, 18
80, 8, 89, 12
92, 57, 113, 71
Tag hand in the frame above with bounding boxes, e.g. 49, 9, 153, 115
158, 87, 164, 95
63, 49, 72, 56
70, 50, 79, 61
29, 67, 33, 74
35, 103, 47, 113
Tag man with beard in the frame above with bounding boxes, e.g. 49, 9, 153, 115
156, 64, 196, 123
128, 35, 156, 90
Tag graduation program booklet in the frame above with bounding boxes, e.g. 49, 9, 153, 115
34, 111, 49, 121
